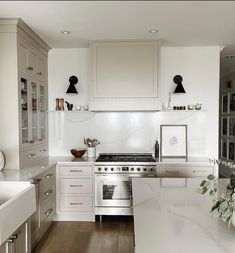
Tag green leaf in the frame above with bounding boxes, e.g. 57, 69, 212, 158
232, 193, 235, 201
209, 190, 215, 196
219, 201, 228, 212
200, 180, 207, 187
211, 208, 221, 218
207, 174, 215, 180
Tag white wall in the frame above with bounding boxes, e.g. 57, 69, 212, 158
48, 46, 220, 159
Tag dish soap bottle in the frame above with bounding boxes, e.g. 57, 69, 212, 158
154, 140, 159, 160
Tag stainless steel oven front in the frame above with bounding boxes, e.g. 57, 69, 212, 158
95, 174, 144, 216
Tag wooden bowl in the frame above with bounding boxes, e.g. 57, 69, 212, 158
70, 148, 86, 158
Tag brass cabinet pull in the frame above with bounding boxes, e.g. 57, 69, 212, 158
36, 72, 42, 75
27, 66, 34, 71
7, 234, 18, 243
70, 202, 83, 205
27, 153, 36, 158
45, 174, 53, 179
40, 149, 47, 153
45, 208, 53, 216
44, 190, 53, 196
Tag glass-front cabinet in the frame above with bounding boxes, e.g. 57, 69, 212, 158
19, 73, 47, 149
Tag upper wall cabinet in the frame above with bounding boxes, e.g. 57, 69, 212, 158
89, 41, 161, 111
0, 18, 50, 169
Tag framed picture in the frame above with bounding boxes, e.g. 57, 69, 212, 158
221, 117, 228, 136
229, 140, 235, 161
222, 94, 228, 113
229, 117, 235, 137
221, 138, 227, 160
160, 125, 187, 161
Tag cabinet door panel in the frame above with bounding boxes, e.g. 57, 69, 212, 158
18, 40, 28, 72
36, 54, 46, 80
92, 41, 157, 98
0, 242, 7, 253
27, 49, 36, 75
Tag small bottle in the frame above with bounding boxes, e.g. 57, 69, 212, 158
155, 140, 159, 160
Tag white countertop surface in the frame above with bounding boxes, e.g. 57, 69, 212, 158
132, 178, 235, 253
0, 156, 95, 182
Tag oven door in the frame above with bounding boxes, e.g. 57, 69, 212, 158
95, 174, 143, 207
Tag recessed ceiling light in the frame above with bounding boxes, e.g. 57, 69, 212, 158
225, 55, 235, 59
61, 30, 71, 35
149, 29, 159, 33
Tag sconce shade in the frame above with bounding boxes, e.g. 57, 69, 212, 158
173, 75, 186, 94
66, 75, 78, 94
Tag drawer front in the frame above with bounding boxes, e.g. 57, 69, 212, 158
58, 165, 93, 177
190, 166, 214, 177
158, 166, 192, 178
41, 181, 55, 203
59, 179, 92, 194
59, 196, 93, 212
42, 167, 56, 185
41, 196, 55, 226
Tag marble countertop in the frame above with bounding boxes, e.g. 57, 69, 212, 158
132, 178, 235, 253
0, 155, 95, 182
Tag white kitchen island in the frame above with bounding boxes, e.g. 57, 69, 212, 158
132, 178, 235, 253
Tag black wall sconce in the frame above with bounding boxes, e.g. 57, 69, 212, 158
66, 75, 78, 94
173, 75, 186, 94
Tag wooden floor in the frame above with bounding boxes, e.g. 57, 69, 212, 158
33, 216, 134, 253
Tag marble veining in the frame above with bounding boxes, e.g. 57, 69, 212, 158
49, 111, 207, 157
132, 178, 235, 253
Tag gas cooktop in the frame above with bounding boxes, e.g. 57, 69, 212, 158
95, 153, 156, 163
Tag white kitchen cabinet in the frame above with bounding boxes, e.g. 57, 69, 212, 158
31, 165, 56, 249
0, 18, 50, 169
56, 163, 95, 221
0, 221, 30, 253
89, 41, 161, 111
157, 164, 214, 178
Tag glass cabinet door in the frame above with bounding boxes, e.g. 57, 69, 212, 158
31, 81, 38, 144
39, 85, 46, 142
20, 77, 29, 145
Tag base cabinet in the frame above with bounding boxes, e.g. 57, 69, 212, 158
56, 163, 95, 221
157, 164, 214, 178
31, 166, 56, 249
0, 221, 30, 253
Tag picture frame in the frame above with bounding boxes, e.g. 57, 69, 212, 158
160, 125, 188, 161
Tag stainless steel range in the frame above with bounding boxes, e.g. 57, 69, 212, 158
95, 153, 156, 217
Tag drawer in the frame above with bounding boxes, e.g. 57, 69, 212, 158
41, 196, 55, 227
59, 179, 92, 194
20, 145, 48, 167
158, 166, 192, 178
41, 181, 55, 203
59, 196, 93, 212
190, 166, 214, 177
58, 165, 93, 177
42, 167, 55, 185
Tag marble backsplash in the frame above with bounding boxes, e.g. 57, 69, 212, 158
49, 111, 207, 157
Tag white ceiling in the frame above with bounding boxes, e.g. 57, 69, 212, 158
1, 1, 235, 74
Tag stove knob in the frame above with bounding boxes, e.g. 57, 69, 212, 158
98, 167, 102, 171
111, 168, 114, 171
131, 167, 134, 171
150, 168, 154, 172
104, 167, 108, 171
137, 168, 140, 171
143, 168, 147, 172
